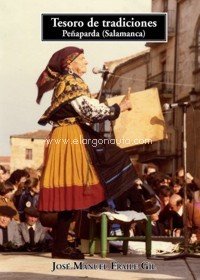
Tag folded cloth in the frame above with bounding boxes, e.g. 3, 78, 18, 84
109, 240, 178, 255
88, 210, 147, 222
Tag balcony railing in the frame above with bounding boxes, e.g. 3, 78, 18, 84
146, 71, 174, 96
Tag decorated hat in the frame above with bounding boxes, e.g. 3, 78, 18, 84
24, 207, 40, 218
0, 206, 17, 218
36, 46, 84, 104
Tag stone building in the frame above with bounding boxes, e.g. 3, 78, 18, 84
105, 49, 150, 95
10, 130, 50, 172
102, 0, 200, 177
147, 0, 200, 177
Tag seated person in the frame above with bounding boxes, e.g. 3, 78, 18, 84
18, 206, 52, 250
146, 172, 172, 195
170, 177, 183, 194
114, 178, 156, 212
0, 206, 23, 249
159, 194, 184, 236
134, 200, 165, 236
8, 169, 30, 200
17, 177, 40, 221
187, 190, 200, 241
0, 181, 20, 222
157, 185, 173, 211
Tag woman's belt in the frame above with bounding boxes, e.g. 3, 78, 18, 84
51, 117, 79, 127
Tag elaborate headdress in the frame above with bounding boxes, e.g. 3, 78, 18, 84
36, 46, 83, 104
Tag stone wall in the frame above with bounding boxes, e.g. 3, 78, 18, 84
10, 137, 45, 172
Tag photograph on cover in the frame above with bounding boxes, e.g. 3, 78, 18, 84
2, 0, 199, 280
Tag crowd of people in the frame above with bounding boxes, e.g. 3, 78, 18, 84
0, 165, 53, 252
0, 162, 200, 254
113, 163, 200, 243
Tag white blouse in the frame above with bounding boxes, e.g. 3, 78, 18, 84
71, 95, 114, 123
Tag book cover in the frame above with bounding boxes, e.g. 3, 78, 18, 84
0, 1, 174, 279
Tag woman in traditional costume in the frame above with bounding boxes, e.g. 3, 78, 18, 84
36, 46, 138, 259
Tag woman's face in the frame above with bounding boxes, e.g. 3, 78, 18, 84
70, 53, 88, 76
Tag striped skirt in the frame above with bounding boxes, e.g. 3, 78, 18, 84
38, 123, 105, 212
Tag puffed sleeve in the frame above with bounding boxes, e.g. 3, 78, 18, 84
70, 95, 120, 123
